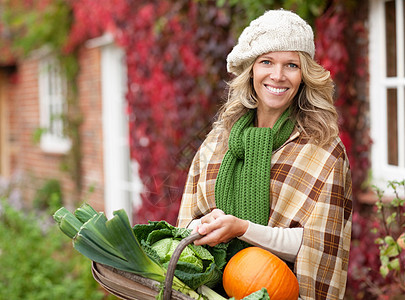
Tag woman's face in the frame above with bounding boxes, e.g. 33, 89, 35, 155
252, 51, 302, 123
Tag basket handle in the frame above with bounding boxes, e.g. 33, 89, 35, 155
163, 232, 203, 300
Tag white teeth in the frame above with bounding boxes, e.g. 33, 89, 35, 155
266, 86, 288, 93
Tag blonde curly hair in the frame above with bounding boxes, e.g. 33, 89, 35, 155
212, 52, 339, 147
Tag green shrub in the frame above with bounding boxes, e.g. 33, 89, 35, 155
33, 179, 63, 213
346, 180, 405, 299
0, 199, 116, 300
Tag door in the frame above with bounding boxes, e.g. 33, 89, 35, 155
100, 43, 143, 222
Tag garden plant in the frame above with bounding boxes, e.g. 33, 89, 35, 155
0, 182, 117, 300
347, 180, 405, 299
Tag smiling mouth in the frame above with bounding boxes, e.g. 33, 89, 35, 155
265, 85, 288, 94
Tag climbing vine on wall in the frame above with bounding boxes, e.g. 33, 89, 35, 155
68, 0, 234, 224
1, 0, 83, 194
69, 0, 330, 225
315, 0, 371, 200
71, 0, 369, 223
118, 1, 233, 224
1, 0, 370, 224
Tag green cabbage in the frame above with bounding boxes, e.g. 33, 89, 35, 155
133, 220, 228, 290
234, 288, 270, 300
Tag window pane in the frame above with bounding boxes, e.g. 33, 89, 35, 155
387, 88, 398, 166
386, 0, 397, 77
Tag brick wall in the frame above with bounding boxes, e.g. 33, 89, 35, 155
77, 46, 105, 211
6, 45, 106, 211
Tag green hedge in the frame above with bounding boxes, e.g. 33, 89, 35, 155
0, 200, 116, 300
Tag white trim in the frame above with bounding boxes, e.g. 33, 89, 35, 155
369, 0, 386, 188
396, 0, 405, 168
86, 33, 114, 49
369, 0, 405, 189
38, 55, 71, 154
383, 77, 405, 85
398, 86, 405, 168
396, 0, 404, 78
100, 43, 143, 221
28, 45, 53, 60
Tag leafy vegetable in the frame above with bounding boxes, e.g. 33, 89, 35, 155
151, 238, 204, 271
53, 204, 200, 299
232, 288, 270, 300
133, 220, 228, 290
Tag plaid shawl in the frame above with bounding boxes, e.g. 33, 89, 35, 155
177, 127, 353, 300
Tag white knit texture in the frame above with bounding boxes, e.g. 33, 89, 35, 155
227, 9, 315, 75
238, 221, 303, 263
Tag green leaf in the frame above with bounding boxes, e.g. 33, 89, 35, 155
73, 232, 131, 272
189, 243, 215, 262
151, 238, 173, 263
375, 237, 384, 244
133, 219, 228, 290
381, 244, 400, 257
216, 0, 226, 7
105, 210, 166, 282
198, 285, 228, 300
230, 288, 270, 300
384, 236, 396, 245
74, 213, 124, 260
53, 208, 83, 239
375, 201, 383, 213
74, 203, 98, 223
380, 254, 389, 266
173, 260, 222, 289
381, 243, 400, 257
388, 258, 400, 271
53, 207, 71, 224
243, 288, 270, 300
386, 213, 397, 226
391, 197, 403, 207
380, 265, 389, 278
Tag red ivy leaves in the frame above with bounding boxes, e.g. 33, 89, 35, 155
65, 0, 115, 52
315, 8, 348, 80
124, 1, 229, 224
315, 0, 371, 196
67, 0, 231, 224
65, 0, 371, 225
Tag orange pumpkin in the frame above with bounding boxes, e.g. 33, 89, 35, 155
223, 247, 299, 300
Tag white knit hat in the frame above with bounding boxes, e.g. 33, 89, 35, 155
226, 9, 315, 76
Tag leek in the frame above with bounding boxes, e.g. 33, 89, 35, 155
74, 203, 98, 223
53, 205, 201, 299
53, 207, 82, 239
198, 285, 228, 300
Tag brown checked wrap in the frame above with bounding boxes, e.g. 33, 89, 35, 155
177, 126, 353, 300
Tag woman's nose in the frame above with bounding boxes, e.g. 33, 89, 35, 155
269, 65, 284, 81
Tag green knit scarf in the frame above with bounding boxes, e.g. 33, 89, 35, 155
215, 109, 295, 226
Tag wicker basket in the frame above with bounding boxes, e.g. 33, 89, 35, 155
91, 233, 202, 300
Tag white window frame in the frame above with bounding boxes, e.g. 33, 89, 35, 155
369, 0, 405, 189
38, 55, 71, 154
86, 34, 143, 221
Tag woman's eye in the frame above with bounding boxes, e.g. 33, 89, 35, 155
261, 60, 271, 65
288, 63, 299, 68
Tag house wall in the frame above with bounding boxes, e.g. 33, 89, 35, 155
0, 72, 10, 177
6, 46, 105, 211
77, 46, 105, 211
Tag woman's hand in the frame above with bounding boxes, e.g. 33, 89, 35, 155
192, 209, 249, 247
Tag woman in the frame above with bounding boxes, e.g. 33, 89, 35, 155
177, 9, 352, 300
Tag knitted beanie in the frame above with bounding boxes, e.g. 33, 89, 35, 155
227, 9, 315, 76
